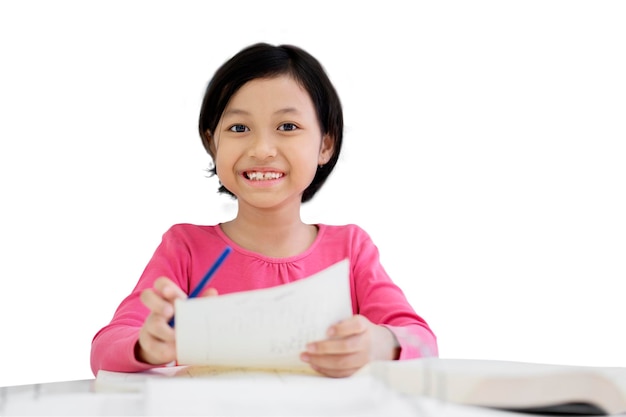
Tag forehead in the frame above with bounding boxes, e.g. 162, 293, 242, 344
224, 75, 314, 113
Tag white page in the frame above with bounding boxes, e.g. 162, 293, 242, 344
175, 259, 352, 369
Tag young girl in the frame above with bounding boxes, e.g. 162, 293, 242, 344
90, 43, 438, 378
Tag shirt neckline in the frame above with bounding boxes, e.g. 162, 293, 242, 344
214, 223, 327, 263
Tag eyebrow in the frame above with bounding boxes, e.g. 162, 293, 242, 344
222, 107, 301, 117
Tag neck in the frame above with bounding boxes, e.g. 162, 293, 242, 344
221, 205, 317, 258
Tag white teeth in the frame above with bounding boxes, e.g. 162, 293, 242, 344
246, 171, 282, 180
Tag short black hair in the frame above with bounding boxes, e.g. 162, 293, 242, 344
198, 42, 343, 203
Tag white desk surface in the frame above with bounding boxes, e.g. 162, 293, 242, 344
0, 376, 593, 417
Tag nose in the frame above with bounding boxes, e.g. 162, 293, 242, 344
248, 130, 277, 160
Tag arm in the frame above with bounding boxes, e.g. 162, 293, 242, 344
90, 227, 192, 375
349, 229, 438, 359
301, 226, 438, 377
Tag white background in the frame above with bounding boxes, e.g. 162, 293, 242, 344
1, 1, 625, 387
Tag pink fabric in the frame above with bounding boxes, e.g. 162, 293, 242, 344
90, 223, 438, 375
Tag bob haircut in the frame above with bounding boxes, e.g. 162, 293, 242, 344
198, 42, 343, 203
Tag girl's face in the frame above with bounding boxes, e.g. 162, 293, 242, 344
212, 75, 333, 211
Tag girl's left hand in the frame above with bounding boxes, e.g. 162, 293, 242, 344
300, 315, 400, 378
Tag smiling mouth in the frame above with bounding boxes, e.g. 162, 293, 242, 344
244, 171, 284, 181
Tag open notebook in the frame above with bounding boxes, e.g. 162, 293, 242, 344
366, 357, 626, 416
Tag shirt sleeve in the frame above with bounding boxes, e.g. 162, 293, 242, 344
349, 227, 438, 359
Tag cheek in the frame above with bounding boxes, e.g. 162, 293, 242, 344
213, 139, 233, 164
299, 153, 322, 182
214, 143, 240, 181
215, 158, 238, 192
214, 152, 232, 176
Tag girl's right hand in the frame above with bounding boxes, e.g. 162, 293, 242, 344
135, 277, 187, 365
136, 277, 219, 365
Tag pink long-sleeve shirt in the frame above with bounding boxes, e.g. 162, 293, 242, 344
90, 223, 438, 375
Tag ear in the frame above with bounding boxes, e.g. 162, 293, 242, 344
318, 134, 334, 165
204, 130, 217, 157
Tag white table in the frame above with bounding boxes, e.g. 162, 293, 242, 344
0, 376, 590, 416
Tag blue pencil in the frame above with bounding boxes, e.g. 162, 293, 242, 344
169, 246, 232, 327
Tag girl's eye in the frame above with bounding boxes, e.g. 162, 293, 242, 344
278, 123, 298, 132
229, 124, 249, 133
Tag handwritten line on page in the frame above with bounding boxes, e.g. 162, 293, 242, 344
174, 258, 352, 370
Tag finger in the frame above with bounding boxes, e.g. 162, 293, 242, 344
140, 288, 174, 319
327, 315, 369, 339
306, 333, 363, 355
137, 313, 177, 365
311, 364, 362, 379
138, 327, 176, 364
144, 312, 176, 343
154, 277, 187, 301
301, 351, 366, 378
